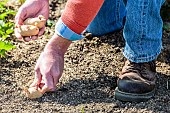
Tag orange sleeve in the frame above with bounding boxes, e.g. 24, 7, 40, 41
61, 0, 104, 34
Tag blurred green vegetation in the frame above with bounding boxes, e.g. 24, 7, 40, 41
0, 0, 16, 58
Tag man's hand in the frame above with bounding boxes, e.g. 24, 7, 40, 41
30, 35, 72, 94
15, 0, 49, 42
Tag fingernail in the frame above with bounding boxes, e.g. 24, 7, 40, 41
24, 37, 31, 42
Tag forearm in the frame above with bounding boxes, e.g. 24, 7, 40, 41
61, 0, 104, 34
44, 34, 72, 55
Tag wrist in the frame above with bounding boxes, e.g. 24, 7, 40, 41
44, 34, 72, 55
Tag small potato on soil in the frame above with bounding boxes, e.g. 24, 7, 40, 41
18, 25, 39, 37
23, 87, 43, 99
24, 15, 46, 29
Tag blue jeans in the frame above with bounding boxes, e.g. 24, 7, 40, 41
86, 0, 165, 63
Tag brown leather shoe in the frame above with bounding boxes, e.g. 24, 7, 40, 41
114, 60, 156, 102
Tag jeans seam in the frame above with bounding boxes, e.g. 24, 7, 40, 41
116, 0, 124, 29
138, 0, 149, 52
115, 0, 120, 22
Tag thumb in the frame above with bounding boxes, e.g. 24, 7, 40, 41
38, 26, 45, 36
40, 74, 54, 94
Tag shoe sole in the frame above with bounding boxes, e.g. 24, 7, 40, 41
114, 87, 155, 102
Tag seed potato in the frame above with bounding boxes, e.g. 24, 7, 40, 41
23, 87, 43, 99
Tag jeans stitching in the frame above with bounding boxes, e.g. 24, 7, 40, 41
115, 0, 120, 22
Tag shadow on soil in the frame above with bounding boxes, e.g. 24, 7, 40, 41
36, 73, 118, 106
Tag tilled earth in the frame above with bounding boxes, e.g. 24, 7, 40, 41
1, 0, 170, 113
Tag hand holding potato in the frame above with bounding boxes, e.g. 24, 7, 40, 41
15, 0, 49, 41
30, 35, 72, 95
17, 15, 46, 37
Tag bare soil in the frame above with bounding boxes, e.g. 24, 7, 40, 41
1, 0, 170, 113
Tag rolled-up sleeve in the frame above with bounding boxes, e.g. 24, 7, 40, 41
55, 0, 104, 41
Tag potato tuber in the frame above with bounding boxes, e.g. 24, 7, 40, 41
17, 15, 46, 37
24, 15, 46, 29
18, 25, 39, 36
23, 87, 43, 99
